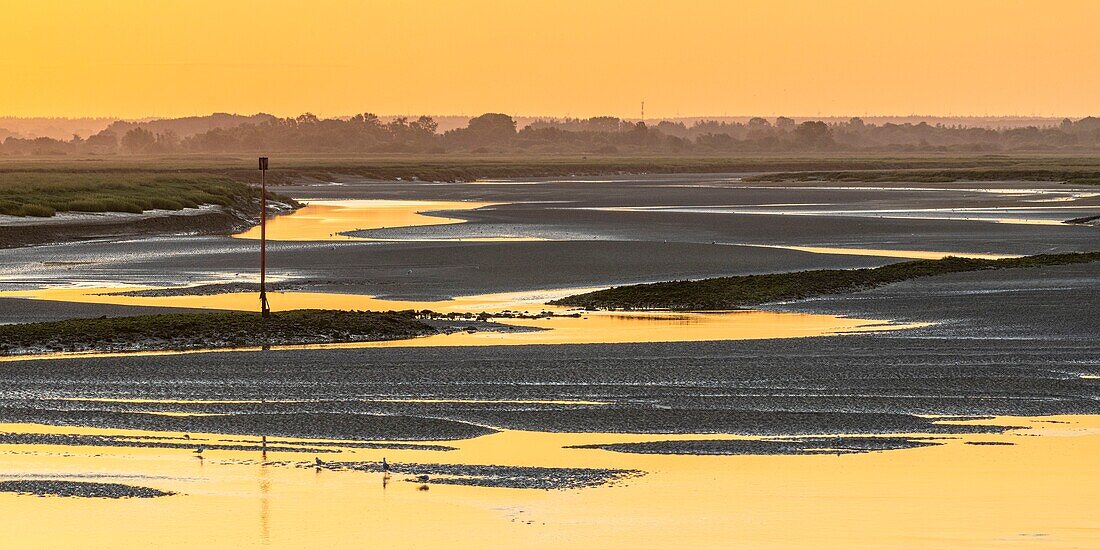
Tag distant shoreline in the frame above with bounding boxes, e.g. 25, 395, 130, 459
4, 153, 1100, 248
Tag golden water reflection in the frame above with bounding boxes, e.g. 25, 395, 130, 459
232, 199, 541, 242
0, 286, 922, 358
741, 243, 1020, 260
1, 416, 1098, 548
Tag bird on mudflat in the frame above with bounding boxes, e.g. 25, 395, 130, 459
193, 445, 205, 455
315, 457, 325, 468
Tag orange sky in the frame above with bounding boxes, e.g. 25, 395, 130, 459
2, 0, 1099, 119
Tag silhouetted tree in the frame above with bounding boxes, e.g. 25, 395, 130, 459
748, 117, 771, 128
121, 127, 157, 153
793, 121, 834, 149
444, 113, 516, 147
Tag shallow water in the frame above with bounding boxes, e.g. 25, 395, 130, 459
233, 200, 539, 242
1, 416, 1098, 548
582, 205, 1091, 226
734, 243, 1018, 260
3, 186, 1097, 546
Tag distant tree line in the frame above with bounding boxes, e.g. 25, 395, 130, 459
5, 113, 1100, 156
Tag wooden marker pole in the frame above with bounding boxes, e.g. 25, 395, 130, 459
258, 157, 270, 455
258, 157, 270, 318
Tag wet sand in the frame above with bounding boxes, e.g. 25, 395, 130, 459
4, 175, 1099, 303
1, 175, 1099, 547
1, 178, 1096, 437
0, 480, 175, 499
0, 297, 203, 325
0, 205, 256, 249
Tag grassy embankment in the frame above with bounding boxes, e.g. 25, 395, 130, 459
743, 165, 1100, 185
0, 310, 434, 356
550, 252, 1100, 310
4, 153, 1100, 218
217, 154, 1071, 185
7, 153, 1100, 186
0, 172, 287, 217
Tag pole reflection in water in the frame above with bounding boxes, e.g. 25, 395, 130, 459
259, 461, 271, 546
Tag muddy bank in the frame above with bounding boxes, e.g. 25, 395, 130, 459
0, 480, 175, 499
0, 431, 457, 453
0, 297, 206, 325
551, 252, 1100, 310
0, 409, 496, 441
1067, 213, 1100, 225
455, 409, 1010, 436
569, 436, 942, 456
0, 309, 436, 356
106, 281, 329, 297
771, 261, 1100, 341
0, 198, 297, 249
0, 432, 339, 454
0, 207, 249, 249
310, 460, 641, 490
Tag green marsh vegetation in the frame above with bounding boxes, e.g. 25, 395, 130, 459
744, 167, 1100, 186
550, 253, 1100, 310
0, 309, 434, 355
3, 152, 1100, 219
6, 152, 1100, 186
0, 172, 260, 217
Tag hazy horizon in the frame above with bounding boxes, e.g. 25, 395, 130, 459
1, 112, 1084, 141
0, 112, 1086, 121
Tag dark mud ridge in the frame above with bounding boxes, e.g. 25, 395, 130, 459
458, 410, 1012, 437
0, 431, 336, 454
569, 436, 941, 456
0, 309, 436, 356
106, 280, 337, 297
0, 431, 456, 453
551, 252, 1100, 310
0, 408, 495, 441
0, 480, 175, 499
103, 284, 575, 321
1066, 214, 1100, 225
310, 461, 641, 490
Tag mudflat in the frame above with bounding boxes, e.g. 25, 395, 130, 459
2, 173, 1099, 548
